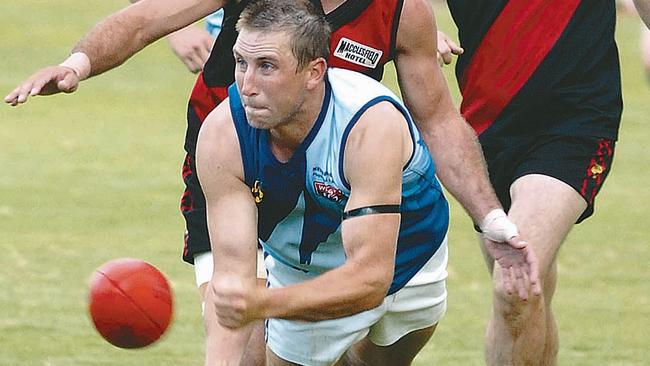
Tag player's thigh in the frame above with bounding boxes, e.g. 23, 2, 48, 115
480, 135, 614, 276
339, 325, 436, 366
266, 347, 303, 366
508, 173, 586, 274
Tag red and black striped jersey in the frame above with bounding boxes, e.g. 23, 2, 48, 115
448, 0, 622, 144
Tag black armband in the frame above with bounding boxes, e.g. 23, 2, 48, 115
342, 204, 400, 220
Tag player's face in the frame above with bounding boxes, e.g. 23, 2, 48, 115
233, 29, 309, 129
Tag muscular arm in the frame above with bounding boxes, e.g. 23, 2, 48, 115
4, 0, 224, 105
634, 0, 650, 28
394, 0, 500, 224
78, 0, 222, 76
255, 103, 408, 322
130, 0, 214, 73
196, 101, 257, 364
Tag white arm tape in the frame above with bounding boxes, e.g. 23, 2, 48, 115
59, 52, 91, 80
479, 209, 519, 242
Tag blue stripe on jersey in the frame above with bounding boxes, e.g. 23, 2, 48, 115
390, 151, 448, 294
229, 83, 306, 242
300, 192, 342, 265
228, 81, 339, 264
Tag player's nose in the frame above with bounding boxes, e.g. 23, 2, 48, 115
239, 69, 259, 97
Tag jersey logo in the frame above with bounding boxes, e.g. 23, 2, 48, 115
314, 182, 346, 203
251, 180, 264, 204
333, 37, 383, 68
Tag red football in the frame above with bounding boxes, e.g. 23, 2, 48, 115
88, 258, 173, 348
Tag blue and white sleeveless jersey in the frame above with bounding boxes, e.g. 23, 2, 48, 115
228, 68, 449, 295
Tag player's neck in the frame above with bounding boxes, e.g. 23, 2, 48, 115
268, 84, 326, 163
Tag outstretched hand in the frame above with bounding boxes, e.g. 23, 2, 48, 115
483, 235, 542, 300
4, 66, 80, 106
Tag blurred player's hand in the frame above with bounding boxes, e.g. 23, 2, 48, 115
167, 25, 214, 74
436, 31, 463, 66
484, 236, 542, 300
4, 66, 80, 106
211, 275, 261, 329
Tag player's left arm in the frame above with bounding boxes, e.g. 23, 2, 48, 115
634, 0, 650, 28
250, 102, 409, 322
394, 0, 500, 228
393, 0, 541, 297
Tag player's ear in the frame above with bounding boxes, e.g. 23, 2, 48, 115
305, 57, 327, 90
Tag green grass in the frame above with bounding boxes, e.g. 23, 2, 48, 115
1, 2, 649, 365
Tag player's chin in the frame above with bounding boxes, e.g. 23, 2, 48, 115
246, 112, 274, 129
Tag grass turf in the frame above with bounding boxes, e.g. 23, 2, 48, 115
0, 2, 648, 365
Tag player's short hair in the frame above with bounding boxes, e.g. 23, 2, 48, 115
237, 0, 331, 70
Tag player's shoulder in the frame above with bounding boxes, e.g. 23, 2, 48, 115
395, 0, 436, 49
197, 98, 239, 165
202, 99, 234, 139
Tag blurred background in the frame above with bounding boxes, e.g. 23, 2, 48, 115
1, 1, 648, 365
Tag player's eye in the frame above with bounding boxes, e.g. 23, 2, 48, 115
260, 62, 275, 73
235, 57, 247, 72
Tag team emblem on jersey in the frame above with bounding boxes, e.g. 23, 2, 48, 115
333, 37, 383, 68
251, 180, 264, 204
314, 182, 346, 203
590, 163, 604, 177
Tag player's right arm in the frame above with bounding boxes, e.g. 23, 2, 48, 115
195, 100, 258, 365
130, 0, 214, 73
4, 0, 226, 106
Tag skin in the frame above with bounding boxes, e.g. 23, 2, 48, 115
4, 0, 224, 105
481, 175, 587, 365
166, 25, 214, 73
633, 0, 650, 28
129, 0, 213, 73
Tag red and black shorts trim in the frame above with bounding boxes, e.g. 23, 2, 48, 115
482, 135, 616, 223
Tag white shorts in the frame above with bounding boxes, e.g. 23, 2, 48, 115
265, 237, 448, 366
193, 248, 267, 288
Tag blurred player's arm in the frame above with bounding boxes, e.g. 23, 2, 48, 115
130, 0, 214, 74
196, 101, 257, 365
634, 0, 650, 28
394, 0, 541, 297
4, 0, 225, 106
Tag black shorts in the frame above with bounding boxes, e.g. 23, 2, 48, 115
481, 135, 615, 223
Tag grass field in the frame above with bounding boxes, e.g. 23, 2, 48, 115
1, 2, 649, 365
